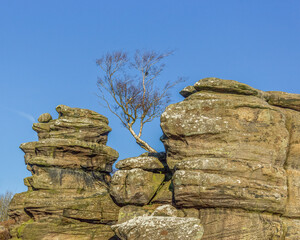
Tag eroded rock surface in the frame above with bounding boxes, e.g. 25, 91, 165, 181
115, 152, 166, 172
8, 105, 120, 240
111, 152, 170, 206
112, 210, 204, 240
110, 168, 165, 205
159, 77, 300, 239
0, 226, 9, 240
7, 78, 300, 239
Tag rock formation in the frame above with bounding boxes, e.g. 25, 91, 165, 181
4, 77, 300, 239
7, 105, 120, 240
160, 77, 300, 239
110, 152, 170, 206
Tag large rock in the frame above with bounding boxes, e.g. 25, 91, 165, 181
173, 159, 287, 213
112, 216, 204, 240
198, 208, 284, 240
161, 90, 289, 169
38, 113, 52, 123
7, 79, 300, 239
193, 77, 265, 97
160, 78, 300, 238
267, 91, 300, 112
21, 138, 118, 172
10, 219, 116, 240
161, 78, 290, 212
8, 105, 120, 240
116, 152, 166, 172
110, 168, 165, 205
10, 189, 119, 223
33, 105, 111, 144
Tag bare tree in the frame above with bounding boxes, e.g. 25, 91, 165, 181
0, 191, 13, 222
96, 50, 181, 153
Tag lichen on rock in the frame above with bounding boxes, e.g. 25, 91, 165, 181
8, 105, 120, 239
6, 78, 300, 239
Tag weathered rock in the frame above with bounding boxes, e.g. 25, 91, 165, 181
8, 105, 120, 240
160, 78, 300, 238
9, 189, 119, 224
193, 77, 265, 97
151, 204, 178, 217
117, 205, 157, 224
38, 113, 52, 123
56, 105, 109, 122
7, 193, 31, 224
8, 80, 300, 239
0, 226, 9, 240
283, 218, 300, 240
161, 91, 289, 169
116, 152, 166, 172
267, 91, 300, 112
112, 216, 204, 240
278, 108, 300, 217
198, 208, 284, 240
11, 219, 116, 240
283, 109, 300, 170
173, 159, 287, 212
21, 138, 118, 172
33, 105, 111, 144
23, 166, 110, 190
110, 168, 165, 205
173, 169, 286, 212
179, 85, 197, 98
181, 208, 199, 219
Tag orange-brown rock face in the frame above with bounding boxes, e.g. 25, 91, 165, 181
159, 78, 300, 239
8, 105, 120, 240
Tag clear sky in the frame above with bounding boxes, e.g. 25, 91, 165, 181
1, 0, 300, 195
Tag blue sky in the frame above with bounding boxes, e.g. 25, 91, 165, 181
0, 0, 300, 195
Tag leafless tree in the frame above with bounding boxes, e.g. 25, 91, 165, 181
96, 50, 181, 152
0, 191, 13, 222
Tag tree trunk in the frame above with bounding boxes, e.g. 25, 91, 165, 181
128, 127, 157, 153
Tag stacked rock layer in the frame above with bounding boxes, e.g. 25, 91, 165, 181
8, 105, 120, 240
160, 78, 300, 239
6, 78, 300, 240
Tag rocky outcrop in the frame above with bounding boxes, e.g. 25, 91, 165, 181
8, 105, 120, 240
160, 77, 300, 239
6, 78, 300, 239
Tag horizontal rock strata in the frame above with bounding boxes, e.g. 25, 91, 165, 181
8, 105, 120, 239
110, 153, 170, 206
7, 78, 300, 239
160, 77, 300, 239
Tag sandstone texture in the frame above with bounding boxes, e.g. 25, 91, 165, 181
159, 77, 300, 239
8, 105, 120, 240
6, 78, 300, 239
110, 152, 169, 206
112, 205, 204, 240
115, 152, 167, 172
0, 225, 9, 240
